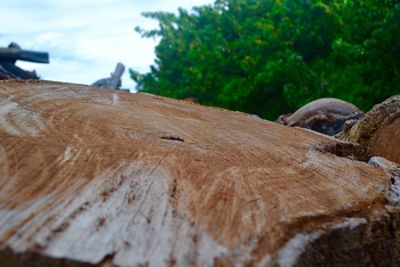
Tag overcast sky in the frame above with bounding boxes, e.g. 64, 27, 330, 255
0, 0, 215, 90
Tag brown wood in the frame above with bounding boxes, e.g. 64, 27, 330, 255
338, 95, 400, 164
0, 80, 399, 267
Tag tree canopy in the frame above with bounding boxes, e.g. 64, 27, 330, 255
132, 0, 400, 120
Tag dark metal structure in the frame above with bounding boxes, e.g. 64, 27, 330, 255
0, 42, 49, 80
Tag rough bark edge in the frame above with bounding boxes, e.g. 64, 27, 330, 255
266, 211, 400, 267
337, 95, 400, 161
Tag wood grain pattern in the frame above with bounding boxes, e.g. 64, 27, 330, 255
0, 80, 398, 266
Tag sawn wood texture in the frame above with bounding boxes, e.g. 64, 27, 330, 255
0, 80, 398, 267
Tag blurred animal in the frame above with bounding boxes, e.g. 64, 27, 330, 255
276, 98, 364, 136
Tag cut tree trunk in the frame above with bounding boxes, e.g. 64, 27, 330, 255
0, 80, 399, 267
337, 95, 400, 164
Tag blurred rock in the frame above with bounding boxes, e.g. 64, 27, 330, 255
276, 98, 364, 136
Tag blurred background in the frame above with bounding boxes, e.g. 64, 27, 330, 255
0, 0, 214, 90
1, 0, 399, 120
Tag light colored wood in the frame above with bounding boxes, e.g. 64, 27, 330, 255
0, 80, 399, 266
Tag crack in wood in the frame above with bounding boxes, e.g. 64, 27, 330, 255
313, 141, 367, 161
161, 136, 184, 143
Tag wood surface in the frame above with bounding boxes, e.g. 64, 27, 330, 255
0, 80, 399, 267
338, 95, 400, 164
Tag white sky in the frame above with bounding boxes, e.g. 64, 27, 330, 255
0, 0, 215, 91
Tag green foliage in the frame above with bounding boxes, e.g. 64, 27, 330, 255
132, 0, 400, 120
